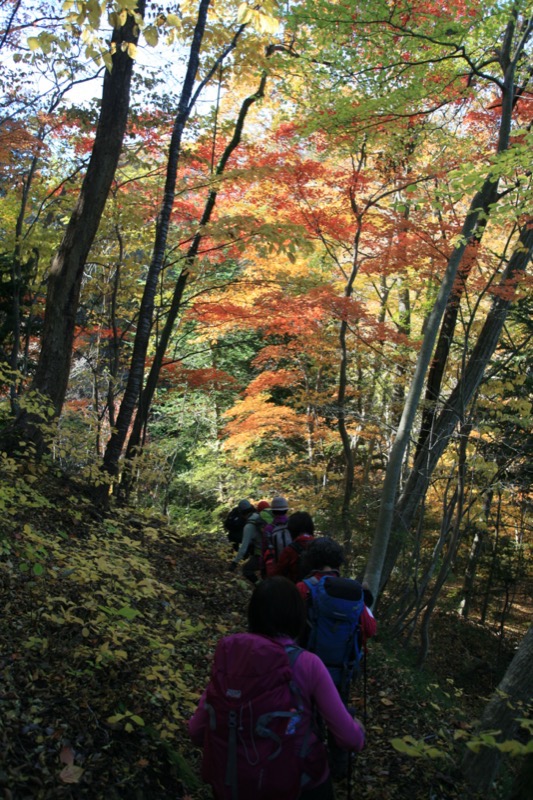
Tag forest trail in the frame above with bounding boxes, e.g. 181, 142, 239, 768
0, 482, 520, 799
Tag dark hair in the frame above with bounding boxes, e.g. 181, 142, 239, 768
305, 536, 344, 571
287, 511, 315, 539
248, 577, 306, 640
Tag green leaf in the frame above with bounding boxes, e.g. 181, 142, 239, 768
116, 606, 141, 620
107, 713, 125, 724
391, 737, 422, 756
33, 563, 44, 576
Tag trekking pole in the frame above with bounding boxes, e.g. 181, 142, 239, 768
363, 645, 368, 727
348, 648, 367, 800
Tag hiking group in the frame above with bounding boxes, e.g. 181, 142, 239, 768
188, 496, 377, 800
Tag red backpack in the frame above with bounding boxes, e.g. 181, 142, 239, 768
201, 633, 309, 800
262, 520, 291, 577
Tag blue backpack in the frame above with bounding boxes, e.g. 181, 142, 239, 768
303, 575, 366, 701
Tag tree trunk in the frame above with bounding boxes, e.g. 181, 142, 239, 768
363, 10, 528, 602
32, 4, 145, 414
120, 71, 269, 490
416, 421, 471, 666
460, 489, 493, 618
337, 160, 365, 546
462, 625, 533, 793
378, 220, 533, 592
102, 0, 248, 478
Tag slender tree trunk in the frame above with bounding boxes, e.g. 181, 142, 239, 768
416, 422, 471, 666
480, 491, 502, 625
460, 489, 493, 618
414, 242, 482, 459
363, 11, 529, 601
377, 220, 533, 593
102, 0, 247, 478
337, 148, 369, 544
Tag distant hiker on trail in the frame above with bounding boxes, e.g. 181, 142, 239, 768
223, 501, 249, 552
228, 499, 264, 584
275, 511, 316, 583
262, 495, 290, 577
188, 576, 365, 800
256, 498, 273, 526
297, 536, 376, 781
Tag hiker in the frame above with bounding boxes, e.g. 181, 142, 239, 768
256, 498, 273, 526
223, 502, 248, 552
297, 536, 376, 780
188, 576, 365, 800
296, 536, 377, 660
275, 511, 316, 583
262, 495, 290, 577
228, 499, 264, 584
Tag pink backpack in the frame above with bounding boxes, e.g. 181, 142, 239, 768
201, 633, 308, 799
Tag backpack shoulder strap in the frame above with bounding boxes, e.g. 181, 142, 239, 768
284, 643, 304, 668
289, 540, 305, 555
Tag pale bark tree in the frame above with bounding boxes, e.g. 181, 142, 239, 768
364, 8, 532, 601
377, 220, 533, 593
462, 624, 533, 793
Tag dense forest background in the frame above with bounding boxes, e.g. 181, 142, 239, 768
0, 0, 531, 798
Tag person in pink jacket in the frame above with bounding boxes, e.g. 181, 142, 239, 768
188, 577, 365, 799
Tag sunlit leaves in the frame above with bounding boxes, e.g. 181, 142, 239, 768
237, 1, 280, 33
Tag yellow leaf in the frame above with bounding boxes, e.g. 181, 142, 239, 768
237, 3, 254, 25
102, 51, 113, 72
143, 25, 158, 47
59, 765, 84, 784
166, 13, 180, 27
255, 10, 279, 34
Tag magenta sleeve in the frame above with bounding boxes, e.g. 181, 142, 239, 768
295, 651, 365, 752
187, 690, 208, 746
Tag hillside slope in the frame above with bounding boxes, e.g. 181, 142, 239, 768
0, 477, 523, 799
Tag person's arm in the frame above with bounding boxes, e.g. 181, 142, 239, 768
232, 522, 254, 564
361, 606, 377, 642
187, 689, 208, 746
295, 581, 309, 601
304, 652, 365, 751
